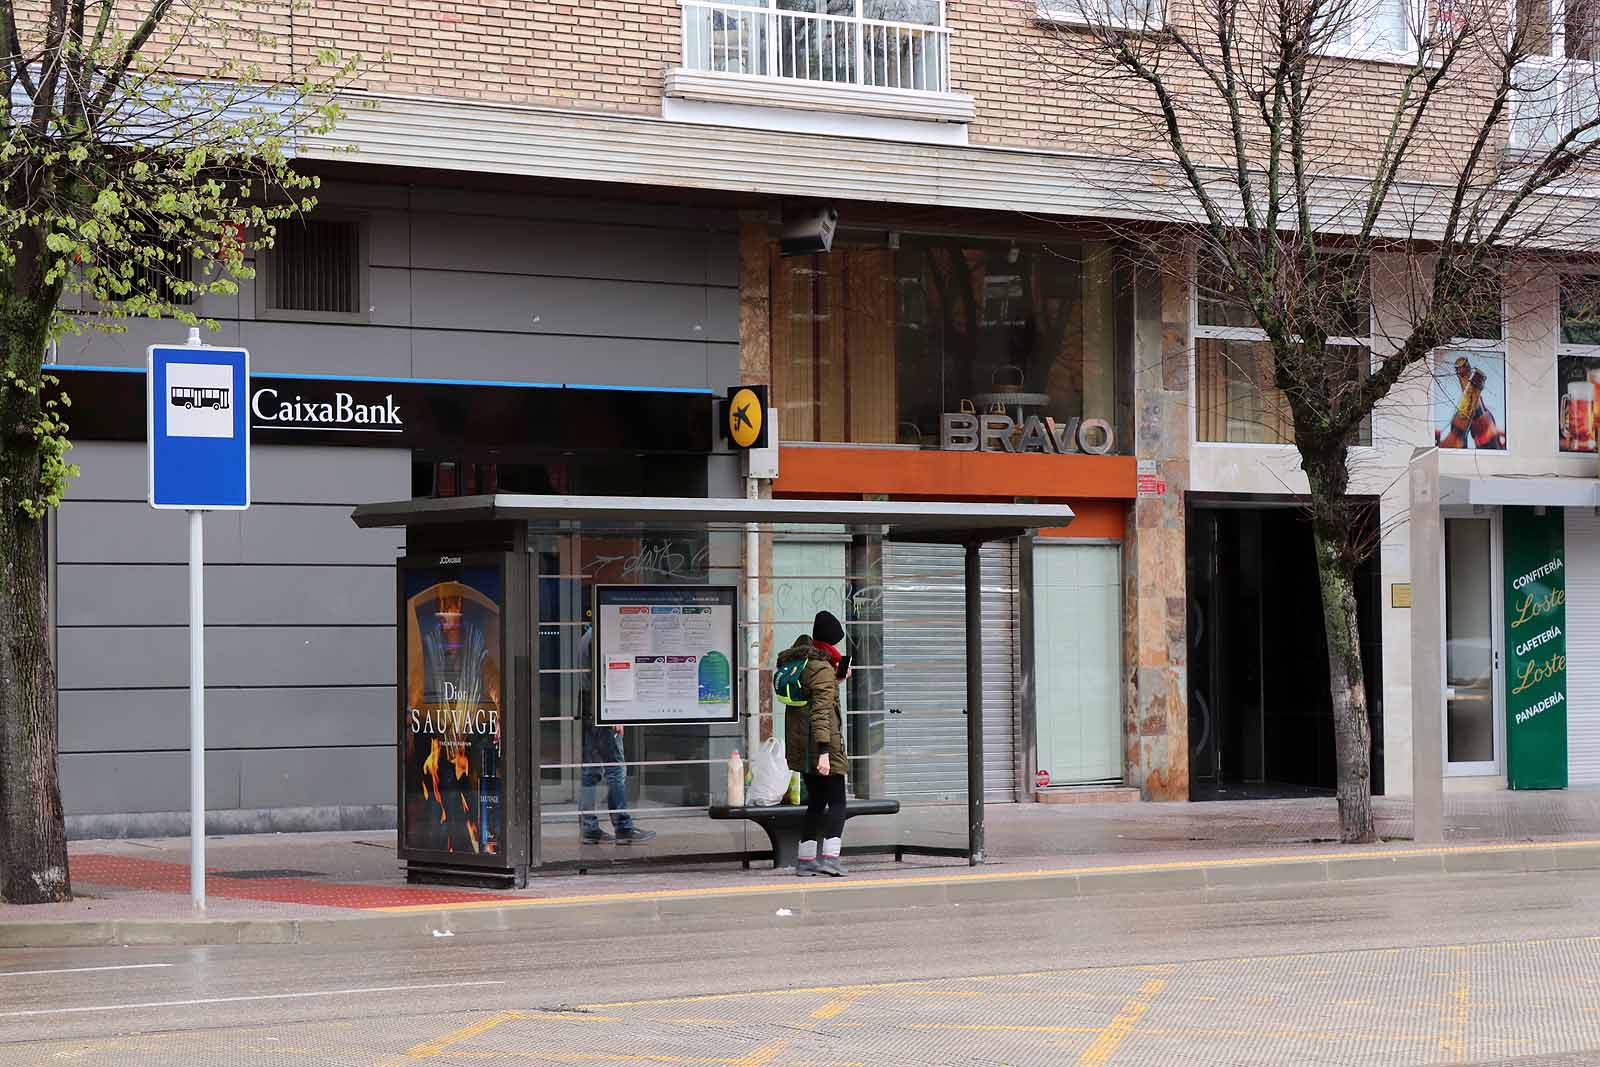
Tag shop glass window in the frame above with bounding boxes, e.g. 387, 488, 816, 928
1558, 273, 1600, 453
773, 237, 1134, 451
1194, 253, 1372, 446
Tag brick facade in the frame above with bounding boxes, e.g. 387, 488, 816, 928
180, 0, 1495, 179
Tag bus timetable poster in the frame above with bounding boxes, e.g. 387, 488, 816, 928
594, 585, 738, 725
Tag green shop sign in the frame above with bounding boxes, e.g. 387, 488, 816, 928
1503, 506, 1568, 790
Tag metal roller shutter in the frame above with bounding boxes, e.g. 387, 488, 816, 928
880, 541, 1019, 802
1565, 510, 1600, 784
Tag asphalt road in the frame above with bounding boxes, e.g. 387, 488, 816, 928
8, 867, 1600, 1066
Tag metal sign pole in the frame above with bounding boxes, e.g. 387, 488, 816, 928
189, 508, 206, 911
145, 326, 249, 915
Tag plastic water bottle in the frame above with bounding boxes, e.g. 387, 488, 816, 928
727, 750, 745, 807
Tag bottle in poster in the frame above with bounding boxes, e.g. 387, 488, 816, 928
698, 650, 732, 705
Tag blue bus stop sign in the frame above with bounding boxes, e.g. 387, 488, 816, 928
147, 342, 251, 510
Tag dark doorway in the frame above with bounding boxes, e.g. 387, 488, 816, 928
1187, 503, 1384, 801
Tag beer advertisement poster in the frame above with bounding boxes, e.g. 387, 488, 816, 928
1432, 348, 1508, 450
1503, 507, 1568, 790
1556, 353, 1600, 453
402, 561, 506, 856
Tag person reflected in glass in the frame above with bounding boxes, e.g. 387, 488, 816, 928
578, 622, 656, 845
783, 610, 851, 877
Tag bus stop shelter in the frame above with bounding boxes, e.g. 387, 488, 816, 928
352, 494, 1074, 886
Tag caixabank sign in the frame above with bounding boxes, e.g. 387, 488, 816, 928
52, 366, 713, 453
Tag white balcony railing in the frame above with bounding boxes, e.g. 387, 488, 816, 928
1511, 59, 1600, 150
681, 1, 952, 95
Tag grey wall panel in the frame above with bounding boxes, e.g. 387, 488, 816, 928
237, 322, 413, 378
60, 319, 242, 367
59, 625, 393, 690
368, 266, 413, 328
316, 182, 412, 212
58, 565, 394, 627
65, 442, 148, 502
57, 503, 400, 565
238, 505, 403, 565
246, 447, 412, 505
410, 331, 714, 389
58, 501, 244, 564
409, 269, 736, 343
239, 746, 393, 809
706, 341, 741, 391
67, 443, 410, 505
404, 186, 737, 231
366, 210, 412, 268
61, 686, 392, 753
407, 213, 730, 286
62, 750, 245, 814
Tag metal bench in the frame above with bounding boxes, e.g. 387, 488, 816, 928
708, 798, 902, 869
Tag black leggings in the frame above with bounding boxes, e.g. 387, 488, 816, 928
801, 772, 847, 843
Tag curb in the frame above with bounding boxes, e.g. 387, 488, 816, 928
7, 839, 1600, 949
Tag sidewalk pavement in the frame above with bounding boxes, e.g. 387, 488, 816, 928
6, 790, 1600, 948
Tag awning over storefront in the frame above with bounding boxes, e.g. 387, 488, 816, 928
352, 494, 1075, 545
1439, 476, 1600, 509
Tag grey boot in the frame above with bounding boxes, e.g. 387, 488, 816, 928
816, 855, 847, 877
795, 857, 822, 877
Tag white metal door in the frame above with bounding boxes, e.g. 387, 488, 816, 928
1034, 542, 1123, 785
1564, 510, 1600, 783
1442, 513, 1503, 777
880, 542, 1019, 802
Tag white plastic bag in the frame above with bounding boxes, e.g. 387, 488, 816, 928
748, 738, 790, 806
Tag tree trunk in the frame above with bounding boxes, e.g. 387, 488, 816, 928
1304, 449, 1376, 845
0, 310, 72, 904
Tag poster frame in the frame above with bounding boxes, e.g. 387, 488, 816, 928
591, 583, 740, 727
396, 549, 530, 873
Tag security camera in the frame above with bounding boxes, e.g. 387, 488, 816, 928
779, 204, 839, 257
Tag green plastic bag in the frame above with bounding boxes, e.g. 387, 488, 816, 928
786, 771, 801, 806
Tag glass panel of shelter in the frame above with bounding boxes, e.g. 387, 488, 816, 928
525, 519, 974, 870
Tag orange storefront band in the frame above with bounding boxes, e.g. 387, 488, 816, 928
773, 446, 1134, 541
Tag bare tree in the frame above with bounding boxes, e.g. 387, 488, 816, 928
1028, 0, 1600, 840
1, 0, 349, 903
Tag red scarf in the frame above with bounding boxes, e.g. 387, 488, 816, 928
813, 639, 843, 671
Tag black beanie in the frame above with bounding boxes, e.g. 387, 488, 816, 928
813, 610, 845, 647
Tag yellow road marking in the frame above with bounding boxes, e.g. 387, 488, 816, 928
1441, 979, 1471, 1059
407, 1011, 525, 1059
374, 838, 1600, 914
404, 1010, 616, 1059
1078, 978, 1168, 1067
907, 1024, 1101, 1034
810, 991, 865, 1021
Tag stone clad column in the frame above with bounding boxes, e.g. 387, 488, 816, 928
1122, 264, 1191, 801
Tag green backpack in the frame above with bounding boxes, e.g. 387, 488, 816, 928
773, 656, 809, 707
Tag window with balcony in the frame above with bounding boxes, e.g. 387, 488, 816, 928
773, 236, 1134, 451
670, 0, 973, 127
1512, 0, 1600, 148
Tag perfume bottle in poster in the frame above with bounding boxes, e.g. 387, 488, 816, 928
402, 564, 504, 856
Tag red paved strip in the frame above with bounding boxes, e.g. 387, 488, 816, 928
70, 854, 497, 910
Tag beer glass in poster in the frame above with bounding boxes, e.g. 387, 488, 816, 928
402, 563, 504, 856
1557, 355, 1600, 453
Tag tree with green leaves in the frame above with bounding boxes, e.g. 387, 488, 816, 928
1036, 0, 1600, 840
1, 0, 347, 903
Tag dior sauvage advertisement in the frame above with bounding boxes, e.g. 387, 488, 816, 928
402, 563, 505, 857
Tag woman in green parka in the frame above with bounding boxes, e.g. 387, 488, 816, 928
778, 610, 850, 877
